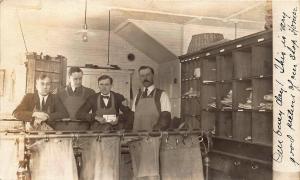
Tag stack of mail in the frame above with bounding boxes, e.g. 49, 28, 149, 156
238, 88, 252, 110
221, 90, 232, 109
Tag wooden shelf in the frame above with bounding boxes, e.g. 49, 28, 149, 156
26, 54, 67, 93
202, 80, 217, 84
233, 48, 252, 79
202, 57, 217, 81
181, 96, 201, 99
217, 54, 233, 81
210, 150, 272, 166
179, 31, 273, 176
182, 114, 201, 117
179, 30, 272, 59
252, 45, 272, 77
212, 136, 273, 148
202, 108, 272, 113
181, 77, 201, 81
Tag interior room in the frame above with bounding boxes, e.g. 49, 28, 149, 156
0, 0, 273, 179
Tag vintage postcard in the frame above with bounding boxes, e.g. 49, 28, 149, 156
0, 0, 299, 180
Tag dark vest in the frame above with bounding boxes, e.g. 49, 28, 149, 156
135, 88, 164, 113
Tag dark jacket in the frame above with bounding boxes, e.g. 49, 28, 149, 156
76, 91, 133, 121
12, 92, 68, 122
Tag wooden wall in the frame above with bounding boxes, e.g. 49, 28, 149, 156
0, 5, 158, 114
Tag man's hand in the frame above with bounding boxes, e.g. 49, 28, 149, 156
110, 117, 118, 125
33, 118, 44, 127
32, 112, 49, 128
122, 99, 129, 107
32, 112, 49, 121
95, 115, 106, 124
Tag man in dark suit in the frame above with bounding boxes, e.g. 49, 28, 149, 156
76, 75, 133, 130
13, 74, 68, 128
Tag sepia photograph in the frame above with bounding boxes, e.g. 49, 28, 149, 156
0, 0, 299, 180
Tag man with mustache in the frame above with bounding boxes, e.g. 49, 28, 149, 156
132, 66, 171, 130
129, 66, 171, 179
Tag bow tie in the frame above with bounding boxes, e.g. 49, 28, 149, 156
101, 95, 110, 99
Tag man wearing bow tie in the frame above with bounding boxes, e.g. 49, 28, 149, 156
76, 75, 132, 130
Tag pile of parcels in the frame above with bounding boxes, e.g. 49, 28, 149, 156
220, 90, 233, 110
238, 87, 252, 110
257, 91, 273, 110
238, 88, 273, 110
184, 87, 200, 97
207, 90, 233, 110
206, 88, 273, 111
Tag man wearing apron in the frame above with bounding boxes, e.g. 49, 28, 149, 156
57, 67, 95, 129
132, 66, 171, 131
129, 66, 171, 179
76, 74, 132, 130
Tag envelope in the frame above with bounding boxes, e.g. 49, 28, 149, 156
103, 114, 117, 123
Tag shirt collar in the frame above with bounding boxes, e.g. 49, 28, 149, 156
70, 85, 82, 92
38, 94, 49, 101
143, 84, 155, 93
100, 92, 111, 97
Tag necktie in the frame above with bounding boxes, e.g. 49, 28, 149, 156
41, 97, 46, 111
143, 88, 148, 98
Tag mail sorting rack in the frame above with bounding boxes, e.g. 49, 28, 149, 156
0, 127, 212, 180
179, 30, 273, 180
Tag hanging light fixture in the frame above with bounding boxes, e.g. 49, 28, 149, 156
107, 9, 111, 65
106, 9, 120, 70
82, 0, 88, 42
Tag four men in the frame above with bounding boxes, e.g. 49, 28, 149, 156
14, 65, 171, 130
13, 66, 172, 179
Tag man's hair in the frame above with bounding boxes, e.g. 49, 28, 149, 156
36, 73, 51, 82
138, 66, 154, 74
98, 75, 113, 84
68, 67, 83, 76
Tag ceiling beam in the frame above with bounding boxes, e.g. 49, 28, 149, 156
107, 6, 264, 24
224, 2, 264, 20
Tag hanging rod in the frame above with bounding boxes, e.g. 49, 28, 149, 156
0, 118, 89, 122
0, 130, 210, 139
